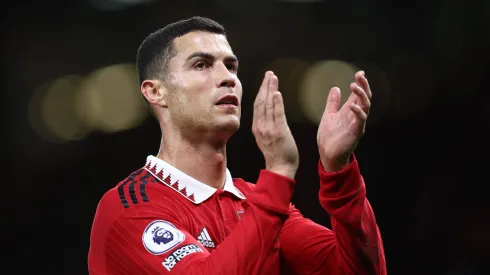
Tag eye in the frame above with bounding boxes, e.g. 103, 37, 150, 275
226, 63, 238, 73
194, 61, 210, 70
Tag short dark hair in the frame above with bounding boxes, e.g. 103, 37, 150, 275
136, 16, 226, 85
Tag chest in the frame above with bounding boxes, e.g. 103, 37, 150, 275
182, 191, 247, 251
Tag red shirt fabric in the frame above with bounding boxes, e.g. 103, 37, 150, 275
88, 155, 386, 274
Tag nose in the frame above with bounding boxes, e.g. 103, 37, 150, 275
215, 63, 236, 88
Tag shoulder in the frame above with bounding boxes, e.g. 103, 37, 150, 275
97, 168, 183, 218
89, 168, 187, 258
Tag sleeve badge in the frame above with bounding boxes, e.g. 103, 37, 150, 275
142, 220, 186, 255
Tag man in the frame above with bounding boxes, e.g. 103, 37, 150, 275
88, 16, 386, 274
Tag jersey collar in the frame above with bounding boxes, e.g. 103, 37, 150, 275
144, 155, 246, 204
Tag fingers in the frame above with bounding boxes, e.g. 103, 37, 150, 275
349, 103, 368, 121
266, 73, 278, 124
341, 70, 371, 121
254, 71, 270, 113
252, 71, 285, 137
273, 91, 286, 128
348, 103, 367, 134
324, 87, 341, 114
252, 71, 271, 131
252, 70, 289, 140
355, 71, 372, 99
349, 81, 370, 115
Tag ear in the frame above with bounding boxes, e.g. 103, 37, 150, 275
141, 79, 168, 108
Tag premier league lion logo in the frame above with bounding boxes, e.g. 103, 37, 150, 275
152, 226, 174, 245
143, 220, 186, 255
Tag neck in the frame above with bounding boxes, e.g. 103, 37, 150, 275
156, 127, 229, 190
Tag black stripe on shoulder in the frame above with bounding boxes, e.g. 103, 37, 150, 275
139, 170, 154, 203
140, 171, 156, 202
117, 169, 143, 208
117, 185, 129, 208
129, 181, 139, 204
140, 180, 149, 202
141, 170, 152, 181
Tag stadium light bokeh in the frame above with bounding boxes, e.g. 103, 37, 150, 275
29, 64, 148, 142
299, 60, 359, 125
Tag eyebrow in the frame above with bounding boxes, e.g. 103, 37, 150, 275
185, 52, 239, 64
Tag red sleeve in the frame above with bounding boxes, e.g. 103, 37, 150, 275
279, 155, 386, 275
104, 170, 295, 275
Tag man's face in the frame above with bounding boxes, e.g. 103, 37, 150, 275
163, 31, 242, 136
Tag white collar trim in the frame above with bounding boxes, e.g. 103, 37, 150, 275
143, 155, 246, 204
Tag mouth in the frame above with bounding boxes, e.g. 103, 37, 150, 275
216, 95, 239, 106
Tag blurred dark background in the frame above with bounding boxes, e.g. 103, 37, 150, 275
4, 0, 490, 274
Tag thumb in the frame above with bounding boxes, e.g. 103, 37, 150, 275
324, 87, 341, 115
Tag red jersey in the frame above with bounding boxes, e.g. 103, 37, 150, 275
88, 155, 386, 274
